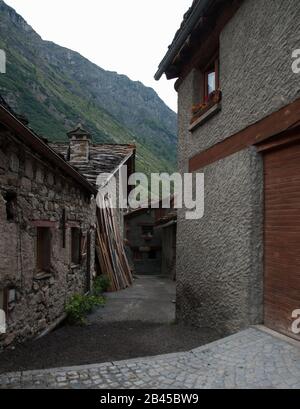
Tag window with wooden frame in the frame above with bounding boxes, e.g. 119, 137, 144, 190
0, 288, 8, 314
3, 190, 17, 221
71, 227, 81, 266
36, 227, 51, 273
141, 225, 154, 236
0, 288, 7, 334
191, 52, 221, 127
203, 58, 219, 102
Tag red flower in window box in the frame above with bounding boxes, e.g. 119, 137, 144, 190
191, 90, 222, 124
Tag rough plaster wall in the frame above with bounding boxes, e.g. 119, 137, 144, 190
161, 224, 176, 279
175, 0, 300, 333
176, 148, 264, 334
179, 0, 300, 160
0, 131, 96, 347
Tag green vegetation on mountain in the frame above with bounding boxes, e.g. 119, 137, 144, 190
0, 0, 177, 175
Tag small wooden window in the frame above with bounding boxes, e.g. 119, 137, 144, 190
203, 58, 219, 102
190, 54, 221, 127
142, 225, 154, 236
3, 191, 17, 221
0, 289, 7, 333
36, 227, 51, 272
0, 289, 7, 313
71, 227, 81, 265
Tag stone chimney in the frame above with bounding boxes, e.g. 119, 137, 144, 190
67, 124, 91, 163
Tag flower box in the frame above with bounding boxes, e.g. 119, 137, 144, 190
191, 90, 222, 124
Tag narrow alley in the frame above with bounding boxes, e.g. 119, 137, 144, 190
0, 276, 219, 375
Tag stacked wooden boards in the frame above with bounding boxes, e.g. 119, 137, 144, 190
96, 193, 133, 292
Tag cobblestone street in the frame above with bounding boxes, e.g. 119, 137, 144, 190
1, 328, 300, 389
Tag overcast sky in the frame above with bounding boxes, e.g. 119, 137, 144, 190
4, 0, 193, 112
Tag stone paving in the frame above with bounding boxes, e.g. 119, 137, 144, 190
1, 327, 300, 389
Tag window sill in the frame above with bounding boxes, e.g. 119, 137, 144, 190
70, 264, 81, 270
142, 235, 153, 241
189, 103, 221, 132
34, 271, 52, 281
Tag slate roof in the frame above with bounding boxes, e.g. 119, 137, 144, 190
50, 143, 135, 187
155, 0, 215, 80
171, 0, 198, 47
0, 98, 96, 194
0, 94, 134, 191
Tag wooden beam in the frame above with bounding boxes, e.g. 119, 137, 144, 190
67, 221, 81, 228
189, 98, 300, 172
31, 220, 59, 228
256, 125, 300, 152
175, 0, 242, 90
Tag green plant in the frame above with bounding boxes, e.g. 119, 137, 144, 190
93, 276, 111, 296
65, 294, 105, 325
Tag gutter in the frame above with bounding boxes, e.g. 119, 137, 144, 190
154, 0, 212, 81
0, 105, 97, 195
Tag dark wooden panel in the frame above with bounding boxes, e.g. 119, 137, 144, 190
264, 141, 300, 341
189, 100, 300, 172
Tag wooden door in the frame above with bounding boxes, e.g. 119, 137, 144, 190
264, 141, 300, 340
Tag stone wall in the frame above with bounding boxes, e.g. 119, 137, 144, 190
0, 129, 96, 348
176, 0, 300, 335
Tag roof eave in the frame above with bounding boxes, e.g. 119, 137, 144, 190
155, 0, 213, 81
0, 105, 97, 195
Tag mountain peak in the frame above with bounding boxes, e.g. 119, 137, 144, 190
0, 0, 35, 34
0, 1, 177, 174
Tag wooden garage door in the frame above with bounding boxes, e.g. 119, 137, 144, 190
264, 141, 300, 340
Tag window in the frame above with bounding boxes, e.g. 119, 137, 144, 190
36, 227, 51, 272
0, 289, 7, 332
0, 289, 7, 313
71, 227, 81, 265
3, 191, 17, 221
203, 57, 219, 102
204, 67, 216, 100
190, 53, 221, 128
142, 225, 154, 236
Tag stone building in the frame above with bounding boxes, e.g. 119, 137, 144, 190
156, 0, 300, 340
125, 207, 163, 275
51, 127, 136, 282
0, 101, 97, 348
125, 198, 176, 276
0, 98, 135, 348
51, 128, 135, 239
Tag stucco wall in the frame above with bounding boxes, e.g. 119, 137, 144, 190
161, 224, 177, 280
176, 0, 300, 334
176, 148, 264, 334
179, 0, 300, 163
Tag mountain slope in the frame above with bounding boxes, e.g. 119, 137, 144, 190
0, 0, 177, 174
